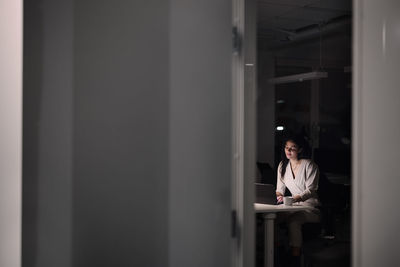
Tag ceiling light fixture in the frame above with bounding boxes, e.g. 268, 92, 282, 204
269, 23, 328, 85
268, 71, 327, 84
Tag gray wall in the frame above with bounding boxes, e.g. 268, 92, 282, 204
23, 0, 73, 266
169, 1, 232, 266
353, 0, 400, 266
23, 0, 232, 266
73, 0, 170, 266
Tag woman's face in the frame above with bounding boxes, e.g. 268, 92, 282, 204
284, 140, 301, 160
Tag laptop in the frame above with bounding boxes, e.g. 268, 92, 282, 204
255, 183, 277, 204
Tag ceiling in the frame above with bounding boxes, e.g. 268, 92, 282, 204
257, 0, 352, 46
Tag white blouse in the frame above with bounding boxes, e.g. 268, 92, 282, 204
276, 159, 320, 207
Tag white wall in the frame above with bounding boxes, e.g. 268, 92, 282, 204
0, 0, 22, 266
353, 0, 400, 266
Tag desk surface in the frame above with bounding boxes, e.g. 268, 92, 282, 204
254, 203, 314, 213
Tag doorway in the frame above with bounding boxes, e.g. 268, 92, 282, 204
235, 0, 352, 266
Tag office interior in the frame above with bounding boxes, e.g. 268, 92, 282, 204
2, 0, 400, 267
255, 1, 351, 266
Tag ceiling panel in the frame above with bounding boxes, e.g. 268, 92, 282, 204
259, 17, 315, 30
309, 0, 351, 12
257, 4, 294, 21
281, 7, 346, 25
257, 0, 317, 7
257, 0, 351, 43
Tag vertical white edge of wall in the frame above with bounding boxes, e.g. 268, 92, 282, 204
352, 0, 362, 266
232, 0, 256, 266
0, 0, 23, 266
243, 0, 257, 266
231, 0, 245, 266
353, 1, 400, 266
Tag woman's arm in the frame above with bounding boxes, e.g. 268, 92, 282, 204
297, 161, 319, 201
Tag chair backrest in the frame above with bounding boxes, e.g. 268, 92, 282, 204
318, 172, 347, 208
317, 172, 348, 236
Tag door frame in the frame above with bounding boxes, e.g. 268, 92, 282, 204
231, 0, 257, 266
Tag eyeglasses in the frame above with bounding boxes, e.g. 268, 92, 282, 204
285, 146, 298, 152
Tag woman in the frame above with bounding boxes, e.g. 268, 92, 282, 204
276, 136, 320, 266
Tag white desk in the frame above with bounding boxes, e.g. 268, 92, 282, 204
255, 203, 314, 267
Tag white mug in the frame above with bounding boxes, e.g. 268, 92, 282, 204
283, 196, 293, 206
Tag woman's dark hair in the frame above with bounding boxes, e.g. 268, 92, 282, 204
280, 135, 310, 177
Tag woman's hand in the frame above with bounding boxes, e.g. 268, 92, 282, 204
293, 195, 302, 203
276, 192, 284, 203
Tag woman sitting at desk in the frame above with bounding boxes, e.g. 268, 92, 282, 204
276, 135, 320, 266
